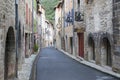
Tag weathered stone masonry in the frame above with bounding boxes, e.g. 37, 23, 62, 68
0, 0, 17, 80
112, 0, 120, 73
85, 0, 113, 67
18, 0, 26, 70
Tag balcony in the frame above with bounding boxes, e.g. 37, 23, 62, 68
75, 11, 84, 21
74, 11, 85, 32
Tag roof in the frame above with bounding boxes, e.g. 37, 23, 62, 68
54, 0, 64, 10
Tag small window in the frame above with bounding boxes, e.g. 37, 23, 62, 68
78, 0, 80, 7
86, 0, 93, 4
78, 0, 80, 4
114, 0, 120, 3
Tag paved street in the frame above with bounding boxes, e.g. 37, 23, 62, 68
36, 47, 119, 80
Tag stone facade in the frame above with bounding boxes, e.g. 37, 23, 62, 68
25, 0, 33, 57
41, 7, 46, 48
18, 0, 26, 70
85, 0, 113, 67
74, 0, 120, 73
0, 0, 39, 79
112, 0, 120, 73
44, 21, 54, 47
64, 0, 74, 54
54, 1, 63, 49
73, 0, 86, 58
0, 0, 16, 80
57, 0, 120, 74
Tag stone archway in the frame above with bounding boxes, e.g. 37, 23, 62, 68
101, 37, 112, 67
4, 27, 16, 80
88, 37, 95, 61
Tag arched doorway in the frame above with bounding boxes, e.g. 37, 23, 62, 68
101, 37, 112, 66
4, 27, 16, 80
88, 37, 95, 61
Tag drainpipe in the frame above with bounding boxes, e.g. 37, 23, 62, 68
15, 0, 19, 78
72, 0, 75, 56
32, 0, 34, 53
40, 15, 43, 48
39, 0, 42, 49
63, 0, 65, 50
63, 0, 67, 51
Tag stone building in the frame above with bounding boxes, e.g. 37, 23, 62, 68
73, 0, 85, 59
45, 20, 50, 47
54, 1, 63, 49
57, 0, 120, 74
18, 0, 26, 70
49, 23, 54, 47
25, 0, 33, 57
64, 0, 74, 54
41, 6, 46, 48
0, 0, 30, 79
0, 0, 17, 80
33, 0, 42, 49
55, 0, 83, 55
72, 0, 115, 72
44, 21, 54, 47
112, 0, 120, 73
0, 0, 40, 79
84, 0, 113, 69
36, 3, 43, 49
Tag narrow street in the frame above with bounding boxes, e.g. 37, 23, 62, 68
36, 47, 119, 80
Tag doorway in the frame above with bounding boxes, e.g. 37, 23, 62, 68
101, 37, 112, 66
88, 37, 95, 61
78, 33, 84, 58
70, 37, 73, 54
4, 27, 16, 80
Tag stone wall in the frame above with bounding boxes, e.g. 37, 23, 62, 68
18, 0, 25, 70
85, 0, 113, 66
0, 0, 16, 79
0, 0, 43, 79
85, 0, 113, 33
112, 0, 120, 73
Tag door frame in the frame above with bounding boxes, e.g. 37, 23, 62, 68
78, 33, 84, 58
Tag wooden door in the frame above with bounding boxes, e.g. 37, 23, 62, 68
78, 33, 84, 57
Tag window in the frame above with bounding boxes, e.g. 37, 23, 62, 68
114, 0, 120, 3
26, 4, 28, 24
78, 0, 80, 10
85, 0, 93, 4
78, 0, 80, 4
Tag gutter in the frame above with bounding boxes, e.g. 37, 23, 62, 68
32, 0, 34, 53
15, 0, 19, 78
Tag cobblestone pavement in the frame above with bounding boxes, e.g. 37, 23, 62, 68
36, 47, 119, 80
18, 54, 37, 80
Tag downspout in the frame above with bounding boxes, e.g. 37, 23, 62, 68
15, 0, 18, 78
32, 0, 34, 52
63, 0, 67, 51
72, 0, 75, 56
63, 0, 65, 50
61, 3, 62, 49
40, 12, 43, 48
